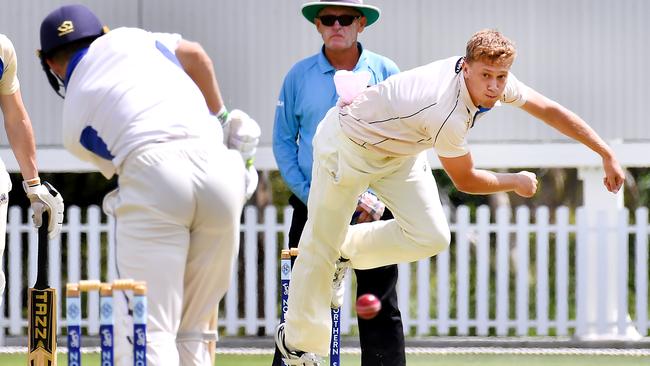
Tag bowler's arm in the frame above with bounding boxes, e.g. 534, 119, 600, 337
520, 88, 624, 193
439, 152, 537, 197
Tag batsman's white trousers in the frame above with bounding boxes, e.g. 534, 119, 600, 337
285, 108, 450, 356
0, 160, 10, 308
104, 139, 246, 366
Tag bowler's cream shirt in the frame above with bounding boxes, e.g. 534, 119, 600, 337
339, 56, 528, 158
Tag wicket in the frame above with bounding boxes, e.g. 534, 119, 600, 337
280, 248, 342, 366
66, 279, 148, 366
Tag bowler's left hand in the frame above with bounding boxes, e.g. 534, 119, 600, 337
602, 156, 625, 193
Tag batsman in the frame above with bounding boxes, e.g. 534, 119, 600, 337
37, 5, 260, 365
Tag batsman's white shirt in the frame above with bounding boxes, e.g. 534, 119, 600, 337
62, 27, 220, 178
61, 27, 245, 366
339, 56, 527, 158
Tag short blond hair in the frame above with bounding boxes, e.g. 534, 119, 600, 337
465, 29, 516, 66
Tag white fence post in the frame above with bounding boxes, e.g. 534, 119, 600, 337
8, 206, 23, 336
495, 206, 510, 336
577, 166, 639, 340
555, 206, 570, 336
416, 258, 431, 336
515, 206, 530, 336
456, 205, 470, 335
397, 263, 411, 334
436, 206, 451, 336
616, 210, 630, 335
263, 205, 279, 335
475, 205, 490, 336
244, 206, 258, 335
86, 206, 102, 336
535, 206, 550, 335
634, 207, 648, 336
436, 245, 450, 335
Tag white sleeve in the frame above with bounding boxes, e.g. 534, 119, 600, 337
152, 32, 183, 53
0, 34, 20, 95
500, 72, 528, 107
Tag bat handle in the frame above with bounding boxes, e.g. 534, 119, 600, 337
35, 211, 50, 290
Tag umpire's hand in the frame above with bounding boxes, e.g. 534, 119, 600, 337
351, 191, 385, 224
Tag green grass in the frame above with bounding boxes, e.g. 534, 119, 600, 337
4, 353, 648, 365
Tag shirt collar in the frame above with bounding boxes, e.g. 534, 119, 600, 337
317, 42, 367, 74
64, 47, 89, 88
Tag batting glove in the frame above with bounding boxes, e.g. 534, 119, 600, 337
23, 179, 64, 239
224, 109, 260, 167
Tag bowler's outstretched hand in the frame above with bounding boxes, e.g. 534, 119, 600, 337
514, 171, 538, 198
602, 156, 625, 194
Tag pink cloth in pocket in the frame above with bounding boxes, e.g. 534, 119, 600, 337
334, 70, 371, 104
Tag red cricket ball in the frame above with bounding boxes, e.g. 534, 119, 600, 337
356, 293, 381, 320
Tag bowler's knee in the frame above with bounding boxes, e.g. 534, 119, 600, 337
421, 222, 451, 256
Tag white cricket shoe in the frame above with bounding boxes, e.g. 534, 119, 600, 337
275, 323, 322, 366
331, 257, 350, 308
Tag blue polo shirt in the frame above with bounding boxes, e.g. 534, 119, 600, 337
273, 43, 399, 204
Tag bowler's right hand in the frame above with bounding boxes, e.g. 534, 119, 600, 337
514, 171, 538, 197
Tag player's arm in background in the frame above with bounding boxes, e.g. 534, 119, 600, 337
1, 36, 63, 239
272, 70, 311, 204
0, 35, 38, 181
519, 87, 624, 193
0, 90, 38, 180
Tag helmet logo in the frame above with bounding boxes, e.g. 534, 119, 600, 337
57, 21, 74, 37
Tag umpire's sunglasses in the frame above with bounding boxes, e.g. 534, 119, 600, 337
316, 15, 360, 27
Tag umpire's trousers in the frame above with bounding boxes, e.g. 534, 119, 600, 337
272, 194, 406, 366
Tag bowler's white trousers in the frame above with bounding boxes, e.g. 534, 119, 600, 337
285, 108, 451, 356
103, 139, 246, 366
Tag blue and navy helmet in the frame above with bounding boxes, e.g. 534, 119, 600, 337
39, 4, 106, 57
38, 4, 107, 97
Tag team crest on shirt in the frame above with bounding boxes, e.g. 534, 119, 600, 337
455, 57, 464, 74
0, 193, 6, 206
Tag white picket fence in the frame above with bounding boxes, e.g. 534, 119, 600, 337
1, 204, 648, 345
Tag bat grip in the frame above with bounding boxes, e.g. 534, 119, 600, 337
34, 211, 50, 290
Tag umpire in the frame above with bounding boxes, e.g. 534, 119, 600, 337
272, 1, 405, 364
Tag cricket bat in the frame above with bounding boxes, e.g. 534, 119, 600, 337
27, 211, 57, 365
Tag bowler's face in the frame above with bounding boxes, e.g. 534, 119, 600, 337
463, 59, 512, 108
315, 6, 366, 52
